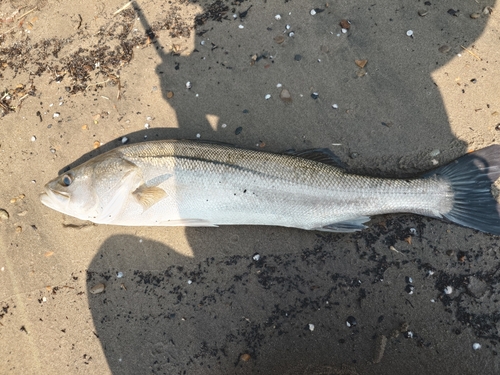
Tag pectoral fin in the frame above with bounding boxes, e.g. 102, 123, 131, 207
133, 185, 167, 210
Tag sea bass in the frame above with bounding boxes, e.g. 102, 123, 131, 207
40, 140, 500, 234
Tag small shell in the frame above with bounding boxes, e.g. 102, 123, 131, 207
0, 209, 9, 221
90, 283, 105, 294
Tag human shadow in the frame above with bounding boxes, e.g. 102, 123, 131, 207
84, 1, 500, 374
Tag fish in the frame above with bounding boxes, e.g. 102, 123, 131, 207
40, 140, 500, 234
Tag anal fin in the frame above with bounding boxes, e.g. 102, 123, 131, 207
316, 216, 371, 233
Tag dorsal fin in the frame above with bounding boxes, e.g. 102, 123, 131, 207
286, 148, 347, 168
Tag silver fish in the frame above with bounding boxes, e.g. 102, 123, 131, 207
40, 140, 500, 234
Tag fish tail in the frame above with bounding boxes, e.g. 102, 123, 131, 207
424, 145, 500, 234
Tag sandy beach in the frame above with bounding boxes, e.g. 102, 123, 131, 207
1, 0, 500, 373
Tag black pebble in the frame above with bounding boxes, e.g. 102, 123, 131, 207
470, 78, 477, 84
424, 1, 431, 5
405, 284, 415, 294
242, 109, 249, 114
235, 127, 242, 135
311, 93, 319, 99
346, 316, 357, 327
294, 54, 302, 61
447, 9, 459, 16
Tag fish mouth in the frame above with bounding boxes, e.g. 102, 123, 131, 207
40, 187, 70, 209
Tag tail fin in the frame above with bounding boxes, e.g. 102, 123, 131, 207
424, 145, 500, 235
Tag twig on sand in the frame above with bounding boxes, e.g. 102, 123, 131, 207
113, 1, 133, 16
460, 45, 482, 61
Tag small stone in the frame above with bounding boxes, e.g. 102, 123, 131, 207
470, 78, 477, 84
438, 45, 451, 54
30, 135, 36, 142
90, 283, 105, 294
355, 59, 367, 68
280, 89, 292, 103
429, 149, 440, 157
294, 54, 302, 61
406, 30, 414, 37
121, 137, 129, 144
15, 226, 22, 233
166, 91, 174, 99
235, 127, 243, 135
265, 94, 271, 100
404, 331, 414, 339
341, 28, 348, 34
185, 81, 192, 89
448, 9, 459, 17
288, 31, 295, 37
117, 272, 123, 278
238, 24, 244, 29
310, 9, 316, 16
311, 92, 319, 99
356, 68, 367, 77
483, 7, 493, 15
346, 316, 357, 328
444, 285, 453, 295
418, 9, 428, 17
253, 253, 261, 261
308, 323, 315, 331
470, 13, 481, 19
144, 123, 150, 129
187, 279, 192, 284
339, 19, 350, 29
405, 285, 415, 294
286, 24, 291, 30
274, 35, 285, 44
473, 343, 482, 350
275, 14, 281, 20
93, 141, 101, 149
240, 353, 251, 362
0, 209, 9, 221
221, 123, 227, 128
276, 83, 282, 88
53, 112, 60, 118
196, 133, 201, 138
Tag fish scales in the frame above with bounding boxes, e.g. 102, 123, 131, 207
40, 140, 500, 234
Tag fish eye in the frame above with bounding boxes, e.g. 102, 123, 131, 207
60, 174, 73, 187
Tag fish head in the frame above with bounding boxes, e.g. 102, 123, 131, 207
40, 152, 141, 222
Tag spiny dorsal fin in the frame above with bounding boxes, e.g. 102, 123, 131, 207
133, 185, 167, 210
286, 148, 347, 168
